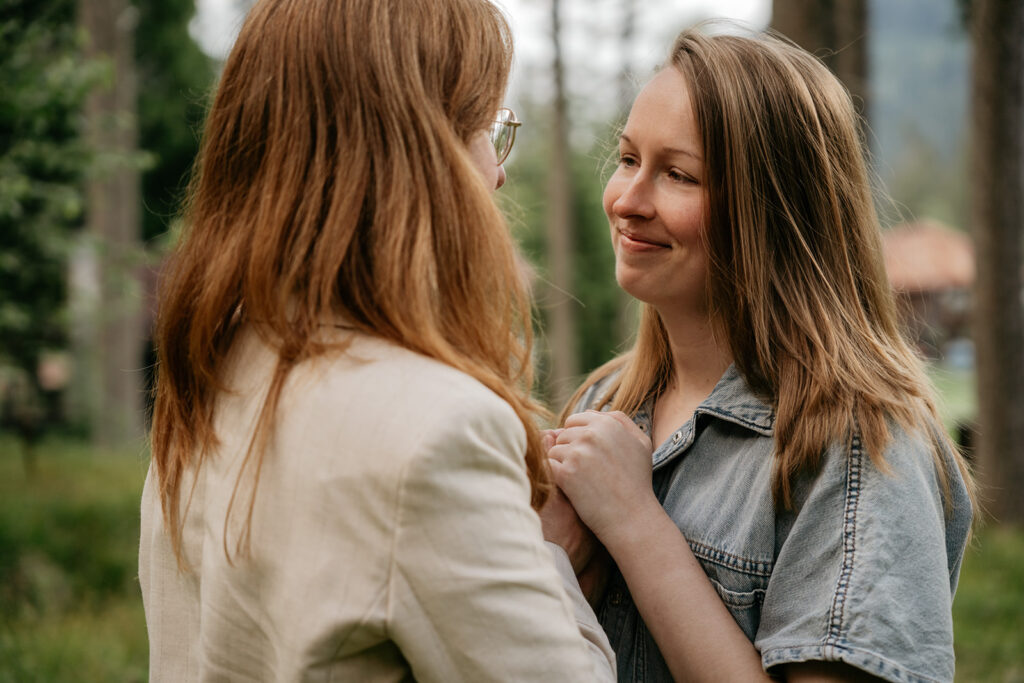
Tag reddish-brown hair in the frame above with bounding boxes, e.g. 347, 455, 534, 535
151, 0, 549, 566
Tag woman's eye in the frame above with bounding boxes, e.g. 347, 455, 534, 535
668, 169, 696, 184
619, 155, 638, 168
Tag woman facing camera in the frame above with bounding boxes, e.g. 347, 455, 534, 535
547, 28, 974, 683
140, 0, 615, 680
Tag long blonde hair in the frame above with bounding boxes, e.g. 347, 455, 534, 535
151, 0, 550, 566
566, 29, 975, 511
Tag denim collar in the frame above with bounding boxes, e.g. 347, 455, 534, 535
694, 364, 775, 436
634, 364, 775, 461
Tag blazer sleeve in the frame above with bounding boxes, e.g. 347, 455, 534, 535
386, 394, 615, 683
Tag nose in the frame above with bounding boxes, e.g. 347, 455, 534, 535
610, 173, 654, 219
495, 163, 507, 190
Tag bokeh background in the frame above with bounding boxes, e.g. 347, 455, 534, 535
1, 0, 1021, 679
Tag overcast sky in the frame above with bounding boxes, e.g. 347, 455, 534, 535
189, 0, 771, 134
190, 0, 771, 70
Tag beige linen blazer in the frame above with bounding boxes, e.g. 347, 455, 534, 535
139, 328, 614, 682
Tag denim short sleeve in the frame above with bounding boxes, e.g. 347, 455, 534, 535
755, 425, 971, 683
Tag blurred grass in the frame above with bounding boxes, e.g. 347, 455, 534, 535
928, 363, 978, 434
0, 365, 1021, 682
0, 435, 149, 682
954, 525, 1024, 682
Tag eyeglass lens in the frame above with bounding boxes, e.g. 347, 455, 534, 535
490, 109, 517, 163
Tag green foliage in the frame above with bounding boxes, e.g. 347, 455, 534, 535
953, 525, 1024, 682
132, 0, 214, 243
927, 363, 977, 433
0, 0, 213, 441
0, 435, 1021, 681
502, 98, 626, 404
0, 434, 149, 681
568, 141, 629, 374
0, 437, 146, 616
0, 600, 148, 683
0, 0, 101, 434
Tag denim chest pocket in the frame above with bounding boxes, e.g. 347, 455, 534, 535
652, 418, 778, 644
687, 539, 770, 641
621, 542, 769, 683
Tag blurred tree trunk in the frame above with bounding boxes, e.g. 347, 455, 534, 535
615, 0, 637, 121
77, 0, 145, 446
615, 0, 639, 347
971, 0, 1024, 524
546, 0, 577, 408
772, 0, 869, 120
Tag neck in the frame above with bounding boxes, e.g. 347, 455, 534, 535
647, 303, 732, 446
655, 304, 732, 395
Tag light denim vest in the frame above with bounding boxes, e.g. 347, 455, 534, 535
576, 366, 972, 683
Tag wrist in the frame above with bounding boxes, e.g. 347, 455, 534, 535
595, 494, 666, 554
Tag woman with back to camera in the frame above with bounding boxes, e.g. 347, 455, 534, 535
139, 0, 616, 680
544, 27, 975, 683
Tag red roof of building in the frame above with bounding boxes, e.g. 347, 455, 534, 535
882, 220, 975, 292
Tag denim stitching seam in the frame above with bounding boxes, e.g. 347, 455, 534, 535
635, 621, 647, 682
826, 433, 862, 646
696, 407, 773, 434
687, 539, 773, 577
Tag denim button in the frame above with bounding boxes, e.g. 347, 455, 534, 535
672, 431, 682, 443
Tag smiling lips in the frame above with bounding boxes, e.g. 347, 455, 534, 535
617, 227, 670, 250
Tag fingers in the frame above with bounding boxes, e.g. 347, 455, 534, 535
562, 410, 602, 429
552, 426, 587, 449
547, 456, 577, 492
562, 409, 636, 432
607, 410, 638, 430
541, 429, 560, 452
547, 456, 565, 480
559, 410, 651, 450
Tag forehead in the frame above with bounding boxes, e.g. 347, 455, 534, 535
623, 67, 700, 149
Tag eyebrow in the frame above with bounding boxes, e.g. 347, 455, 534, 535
620, 134, 703, 161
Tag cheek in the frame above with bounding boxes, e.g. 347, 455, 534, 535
467, 132, 498, 188
668, 198, 707, 241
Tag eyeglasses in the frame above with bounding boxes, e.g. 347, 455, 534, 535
490, 107, 521, 165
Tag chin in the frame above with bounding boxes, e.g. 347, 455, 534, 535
615, 271, 655, 305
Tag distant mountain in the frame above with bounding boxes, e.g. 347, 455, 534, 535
869, 0, 969, 181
